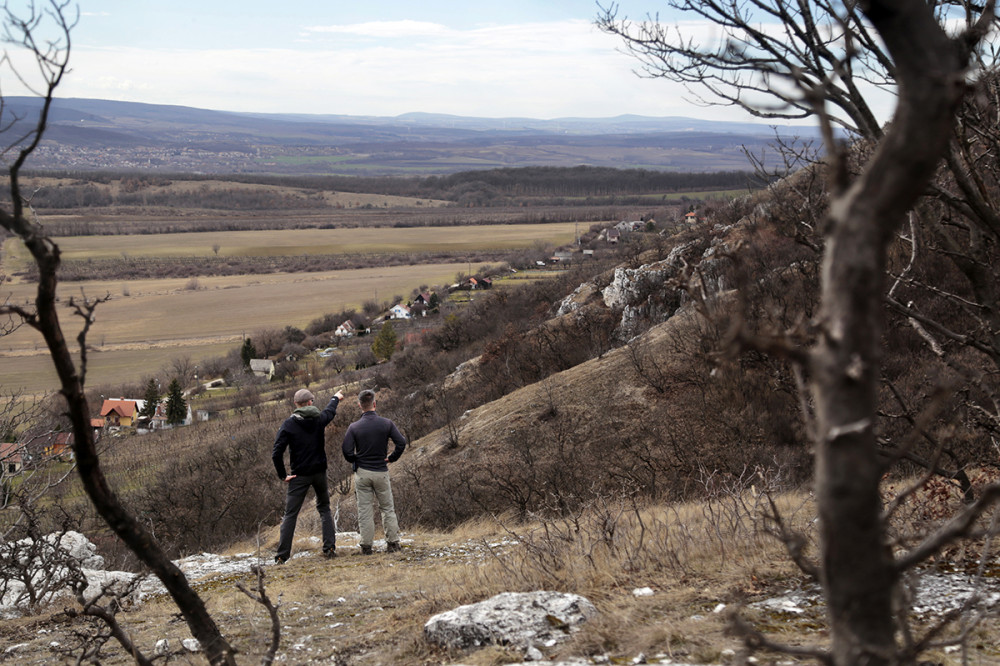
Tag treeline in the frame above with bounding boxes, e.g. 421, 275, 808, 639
20, 250, 514, 282
23, 166, 761, 207
32, 204, 681, 237
415, 166, 764, 198
9, 182, 329, 211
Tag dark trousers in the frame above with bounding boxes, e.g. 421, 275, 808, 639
276, 471, 336, 560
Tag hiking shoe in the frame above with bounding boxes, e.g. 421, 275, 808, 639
274, 555, 287, 565
360, 544, 373, 555
323, 548, 338, 559
386, 541, 401, 553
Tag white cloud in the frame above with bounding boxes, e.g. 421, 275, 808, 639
52, 18, 793, 121
304, 20, 451, 38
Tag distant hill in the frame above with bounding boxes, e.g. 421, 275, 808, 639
3, 97, 818, 176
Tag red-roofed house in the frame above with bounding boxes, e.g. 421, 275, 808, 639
21, 431, 77, 463
100, 398, 142, 428
1, 442, 24, 474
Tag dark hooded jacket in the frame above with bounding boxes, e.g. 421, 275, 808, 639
272, 396, 340, 478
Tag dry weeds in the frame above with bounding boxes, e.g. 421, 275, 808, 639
0, 490, 809, 665
4, 482, 999, 665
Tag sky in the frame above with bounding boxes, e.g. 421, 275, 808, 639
1, 0, 775, 122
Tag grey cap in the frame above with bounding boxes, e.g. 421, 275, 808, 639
293, 388, 315, 404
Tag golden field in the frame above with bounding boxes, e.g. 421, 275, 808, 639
0, 221, 583, 394
0, 262, 494, 394
1, 223, 580, 269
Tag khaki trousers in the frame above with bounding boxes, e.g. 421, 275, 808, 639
354, 467, 399, 546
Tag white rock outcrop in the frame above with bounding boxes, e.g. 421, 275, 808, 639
424, 590, 597, 650
0, 531, 273, 619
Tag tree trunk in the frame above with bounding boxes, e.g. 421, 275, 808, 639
22, 234, 238, 665
811, 1, 975, 663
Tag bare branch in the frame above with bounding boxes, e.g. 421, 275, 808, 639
236, 564, 281, 666
730, 609, 833, 664
896, 483, 1000, 571
762, 492, 820, 579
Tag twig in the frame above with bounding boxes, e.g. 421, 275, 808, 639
236, 564, 281, 666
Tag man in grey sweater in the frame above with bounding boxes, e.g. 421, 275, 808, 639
341, 389, 406, 554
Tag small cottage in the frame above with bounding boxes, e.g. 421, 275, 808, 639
389, 303, 412, 319
100, 398, 143, 428
250, 359, 276, 380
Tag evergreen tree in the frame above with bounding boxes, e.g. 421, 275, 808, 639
165, 379, 187, 426
139, 378, 160, 420
428, 292, 440, 312
240, 338, 257, 368
371, 322, 398, 361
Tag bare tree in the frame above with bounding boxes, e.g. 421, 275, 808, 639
0, 3, 238, 663
599, 1, 999, 664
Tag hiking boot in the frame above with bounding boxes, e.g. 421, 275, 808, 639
274, 555, 287, 565
386, 541, 401, 553
323, 548, 338, 559
360, 544, 373, 555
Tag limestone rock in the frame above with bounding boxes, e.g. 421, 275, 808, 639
424, 590, 597, 650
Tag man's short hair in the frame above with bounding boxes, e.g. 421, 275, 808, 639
293, 388, 315, 405
358, 389, 376, 409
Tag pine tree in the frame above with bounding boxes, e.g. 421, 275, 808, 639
240, 338, 257, 368
371, 322, 398, 361
165, 379, 187, 426
139, 378, 160, 420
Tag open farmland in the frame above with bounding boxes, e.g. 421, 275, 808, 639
45, 223, 581, 261
0, 262, 499, 394
1, 218, 585, 395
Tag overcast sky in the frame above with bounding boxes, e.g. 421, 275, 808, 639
26, 0, 777, 121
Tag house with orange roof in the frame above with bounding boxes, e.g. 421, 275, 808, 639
100, 398, 143, 428
1, 441, 25, 474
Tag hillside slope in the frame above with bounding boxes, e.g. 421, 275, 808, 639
379, 215, 813, 527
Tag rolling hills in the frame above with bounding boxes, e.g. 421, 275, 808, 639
3, 97, 816, 175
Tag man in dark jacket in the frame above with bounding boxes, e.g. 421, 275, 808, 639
272, 387, 343, 563
341, 389, 406, 554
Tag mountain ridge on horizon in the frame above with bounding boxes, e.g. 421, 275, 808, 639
4, 96, 812, 175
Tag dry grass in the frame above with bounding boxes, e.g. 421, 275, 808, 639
36, 223, 580, 261
0, 489, 813, 665
5, 482, 1000, 665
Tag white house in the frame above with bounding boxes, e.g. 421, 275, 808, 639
249, 358, 275, 380
335, 320, 356, 337
389, 304, 412, 319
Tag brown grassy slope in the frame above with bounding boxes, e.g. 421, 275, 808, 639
388, 291, 811, 528
0, 498, 818, 666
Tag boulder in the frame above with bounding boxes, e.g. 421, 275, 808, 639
424, 591, 597, 650
50, 531, 105, 570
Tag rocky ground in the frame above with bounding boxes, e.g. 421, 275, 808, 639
3, 525, 1000, 665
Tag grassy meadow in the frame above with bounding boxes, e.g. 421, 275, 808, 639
1, 221, 581, 395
